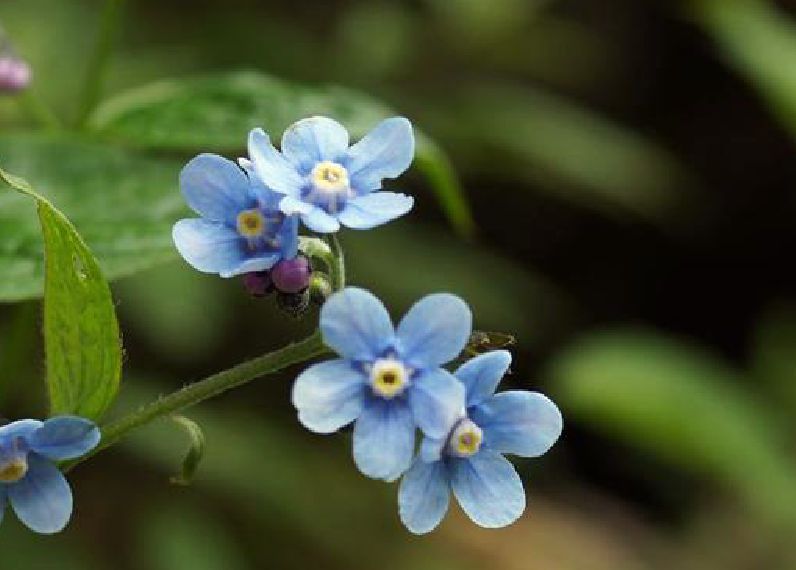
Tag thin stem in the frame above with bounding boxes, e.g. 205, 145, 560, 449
64, 330, 329, 471
75, 0, 126, 128
329, 234, 345, 290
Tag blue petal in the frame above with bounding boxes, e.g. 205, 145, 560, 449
279, 195, 314, 216
471, 391, 563, 458
0, 419, 43, 443
8, 454, 72, 534
172, 219, 245, 275
300, 206, 341, 233
221, 255, 281, 278
419, 435, 446, 463
399, 459, 451, 534
320, 287, 395, 361
450, 449, 525, 528
337, 192, 414, 230
353, 398, 415, 481
292, 359, 366, 434
278, 215, 300, 260
409, 368, 465, 439
396, 293, 472, 368
456, 351, 512, 408
28, 417, 100, 461
180, 154, 253, 225
345, 117, 415, 192
241, 159, 283, 210
248, 128, 304, 197
281, 116, 350, 169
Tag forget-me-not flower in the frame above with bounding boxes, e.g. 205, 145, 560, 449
0, 416, 100, 534
247, 116, 415, 233
398, 350, 563, 534
292, 287, 469, 481
173, 153, 299, 277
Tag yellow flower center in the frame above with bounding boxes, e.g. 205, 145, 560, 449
370, 359, 408, 398
311, 161, 349, 193
0, 458, 28, 483
449, 419, 483, 457
237, 209, 266, 238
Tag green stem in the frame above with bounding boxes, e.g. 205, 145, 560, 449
329, 234, 345, 290
64, 330, 330, 470
75, 0, 126, 128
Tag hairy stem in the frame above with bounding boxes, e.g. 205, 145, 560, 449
64, 330, 329, 470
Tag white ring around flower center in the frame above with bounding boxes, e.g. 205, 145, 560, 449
370, 358, 409, 398
448, 418, 483, 457
311, 161, 349, 193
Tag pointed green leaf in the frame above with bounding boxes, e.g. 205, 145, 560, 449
88, 70, 474, 235
0, 167, 122, 420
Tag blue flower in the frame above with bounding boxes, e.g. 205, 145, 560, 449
247, 116, 415, 233
173, 153, 299, 277
0, 416, 100, 534
398, 350, 563, 534
292, 287, 469, 481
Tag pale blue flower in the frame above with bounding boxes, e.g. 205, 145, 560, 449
0, 416, 100, 534
292, 288, 469, 481
398, 351, 563, 534
173, 153, 299, 277
247, 116, 415, 233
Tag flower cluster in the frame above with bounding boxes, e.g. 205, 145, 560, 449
173, 116, 415, 279
293, 288, 562, 532
0, 416, 99, 534
171, 114, 563, 534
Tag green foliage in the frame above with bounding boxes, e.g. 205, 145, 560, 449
169, 415, 206, 486
548, 328, 796, 529
0, 168, 121, 420
693, 0, 796, 140
0, 133, 185, 301
88, 70, 474, 236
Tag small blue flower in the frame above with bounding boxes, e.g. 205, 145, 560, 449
398, 351, 563, 534
247, 116, 415, 233
292, 287, 470, 481
173, 153, 299, 277
0, 416, 100, 534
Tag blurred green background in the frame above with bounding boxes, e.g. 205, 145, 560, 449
2, 0, 796, 568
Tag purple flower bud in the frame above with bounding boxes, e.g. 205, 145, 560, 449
0, 56, 31, 93
242, 271, 272, 297
271, 256, 312, 294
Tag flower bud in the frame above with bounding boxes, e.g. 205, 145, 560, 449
276, 289, 311, 318
0, 56, 31, 93
242, 271, 272, 297
309, 273, 332, 305
271, 256, 312, 294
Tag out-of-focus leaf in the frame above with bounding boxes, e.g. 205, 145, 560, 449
0, 133, 185, 301
0, 168, 122, 420
692, 0, 796, 140
342, 222, 571, 345
547, 328, 796, 529
426, 85, 696, 227
752, 302, 796, 410
137, 503, 249, 570
87, 70, 474, 236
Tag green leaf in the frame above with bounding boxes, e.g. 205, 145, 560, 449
752, 302, 796, 411
87, 70, 474, 236
169, 415, 206, 486
692, 0, 796, 140
0, 167, 122, 420
0, 133, 185, 301
547, 328, 796, 529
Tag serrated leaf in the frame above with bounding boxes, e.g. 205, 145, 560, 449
547, 328, 796, 528
0, 133, 186, 301
0, 167, 122, 420
87, 70, 474, 236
